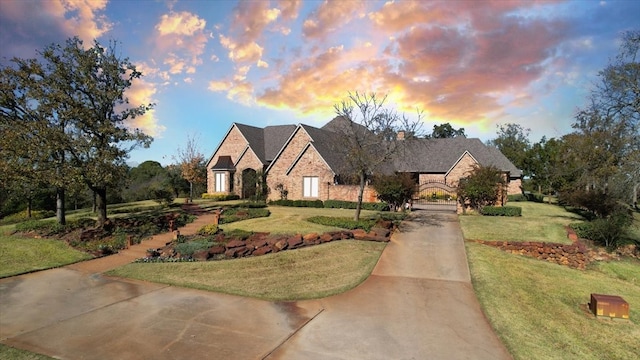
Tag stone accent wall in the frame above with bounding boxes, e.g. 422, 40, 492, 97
207, 126, 248, 194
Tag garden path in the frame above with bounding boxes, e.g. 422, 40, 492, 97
66, 204, 217, 274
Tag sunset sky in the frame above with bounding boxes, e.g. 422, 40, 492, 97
1, 0, 638, 166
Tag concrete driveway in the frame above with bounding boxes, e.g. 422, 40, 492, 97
0, 211, 511, 359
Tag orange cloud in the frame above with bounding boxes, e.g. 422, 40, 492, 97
302, 0, 366, 39
124, 78, 166, 138
154, 11, 208, 77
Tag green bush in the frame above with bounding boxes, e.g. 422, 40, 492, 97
175, 240, 213, 257
0, 209, 55, 225
269, 199, 324, 208
481, 206, 522, 217
570, 209, 633, 249
306, 216, 377, 232
507, 194, 527, 202
219, 208, 270, 224
201, 193, 240, 201
150, 187, 174, 206
14, 220, 66, 235
224, 229, 253, 240
197, 224, 219, 235
323, 200, 388, 211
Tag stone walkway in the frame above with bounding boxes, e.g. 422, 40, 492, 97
67, 205, 218, 274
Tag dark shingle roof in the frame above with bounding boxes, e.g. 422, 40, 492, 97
394, 137, 522, 176
234, 123, 296, 166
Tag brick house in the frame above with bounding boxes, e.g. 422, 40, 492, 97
206, 117, 522, 209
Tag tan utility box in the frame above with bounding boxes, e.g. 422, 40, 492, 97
589, 293, 629, 320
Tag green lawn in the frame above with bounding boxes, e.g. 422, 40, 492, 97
219, 205, 380, 234
0, 344, 54, 360
460, 202, 640, 360
0, 236, 92, 278
107, 240, 386, 301
459, 202, 584, 243
466, 241, 640, 360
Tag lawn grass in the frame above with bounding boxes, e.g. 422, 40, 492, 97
465, 241, 640, 360
0, 344, 54, 360
107, 240, 386, 301
458, 202, 584, 243
219, 205, 380, 234
0, 236, 92, 278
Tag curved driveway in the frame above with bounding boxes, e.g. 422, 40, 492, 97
0, 211, 511, 359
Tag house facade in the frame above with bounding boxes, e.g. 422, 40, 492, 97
206, 117, 522, 208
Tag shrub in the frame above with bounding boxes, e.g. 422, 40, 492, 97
323, 200, 388, 211
570, 209, 634, 249
201, 193, 240, 201
457, 165, 506, 212
197, 224, 219, 235
219, 207, 270, 224
269, 199, 324, 208
306, 216, 377, 232
175, 240, 213, 257
224, 229, 254, 239
0, 209, 55, 225
371, 173, 415, 210
481, 206, 522, 217
14, 220, 66, 235
507, 194, 527, 202
150, 187, 175, 206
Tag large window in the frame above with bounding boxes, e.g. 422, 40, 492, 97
303, 176, 319, 198
215, 172, 226, 192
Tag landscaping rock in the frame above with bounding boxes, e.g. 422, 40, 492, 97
319, 233, 333, 243
226, 239, 245, 249
352, 229, 367, 240
192, 249, 210, 261
253, 246, 272, 256
371, 227, 391, 238
274, 239, 288, 251
208, 246, 225, 255
287, 234, 303, 248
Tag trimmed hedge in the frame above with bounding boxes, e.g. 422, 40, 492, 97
323, 200, 388, 211
201, 193, 241, 201
508, 193, 545, 203
481, 206, 522, 217
268, 199, 325, 208
306, 216, 377, 232
507, 194, 527, 202
219, 207, 270, 224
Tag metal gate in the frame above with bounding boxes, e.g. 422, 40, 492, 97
413, 181, 457, 212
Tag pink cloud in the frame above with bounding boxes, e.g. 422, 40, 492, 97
153, 11, 208, 77
302, 0, 366, 39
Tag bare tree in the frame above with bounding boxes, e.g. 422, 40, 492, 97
174, 134, 206, 202
333, 92, 423, 220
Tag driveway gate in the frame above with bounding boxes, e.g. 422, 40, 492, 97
413, 181, 457, 212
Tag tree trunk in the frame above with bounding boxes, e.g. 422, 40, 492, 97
27, 196, 32, 218
56, 187, 66, 225
94, 187, 107, 227
189, 181, 193, 202
354, 172, 366, 221
92, 190, 97, 213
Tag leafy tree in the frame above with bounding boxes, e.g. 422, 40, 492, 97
372, 173, 415, 211
428, 123, 466, 138
457, 165, 506, 212
165, 164, 190, 198
174, 135, 206, 201
557, 30, 639, 248
1, 37, 153, 227
487, 123, 531, 176
527, 136, 562, 200
333, 92, 423, 221
124, 161, 168, 201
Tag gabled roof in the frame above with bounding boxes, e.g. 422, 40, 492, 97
213, 119, 522, 179
393, 137, 522, 176
207, 123, 296, 168
210, 155, 235, 170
